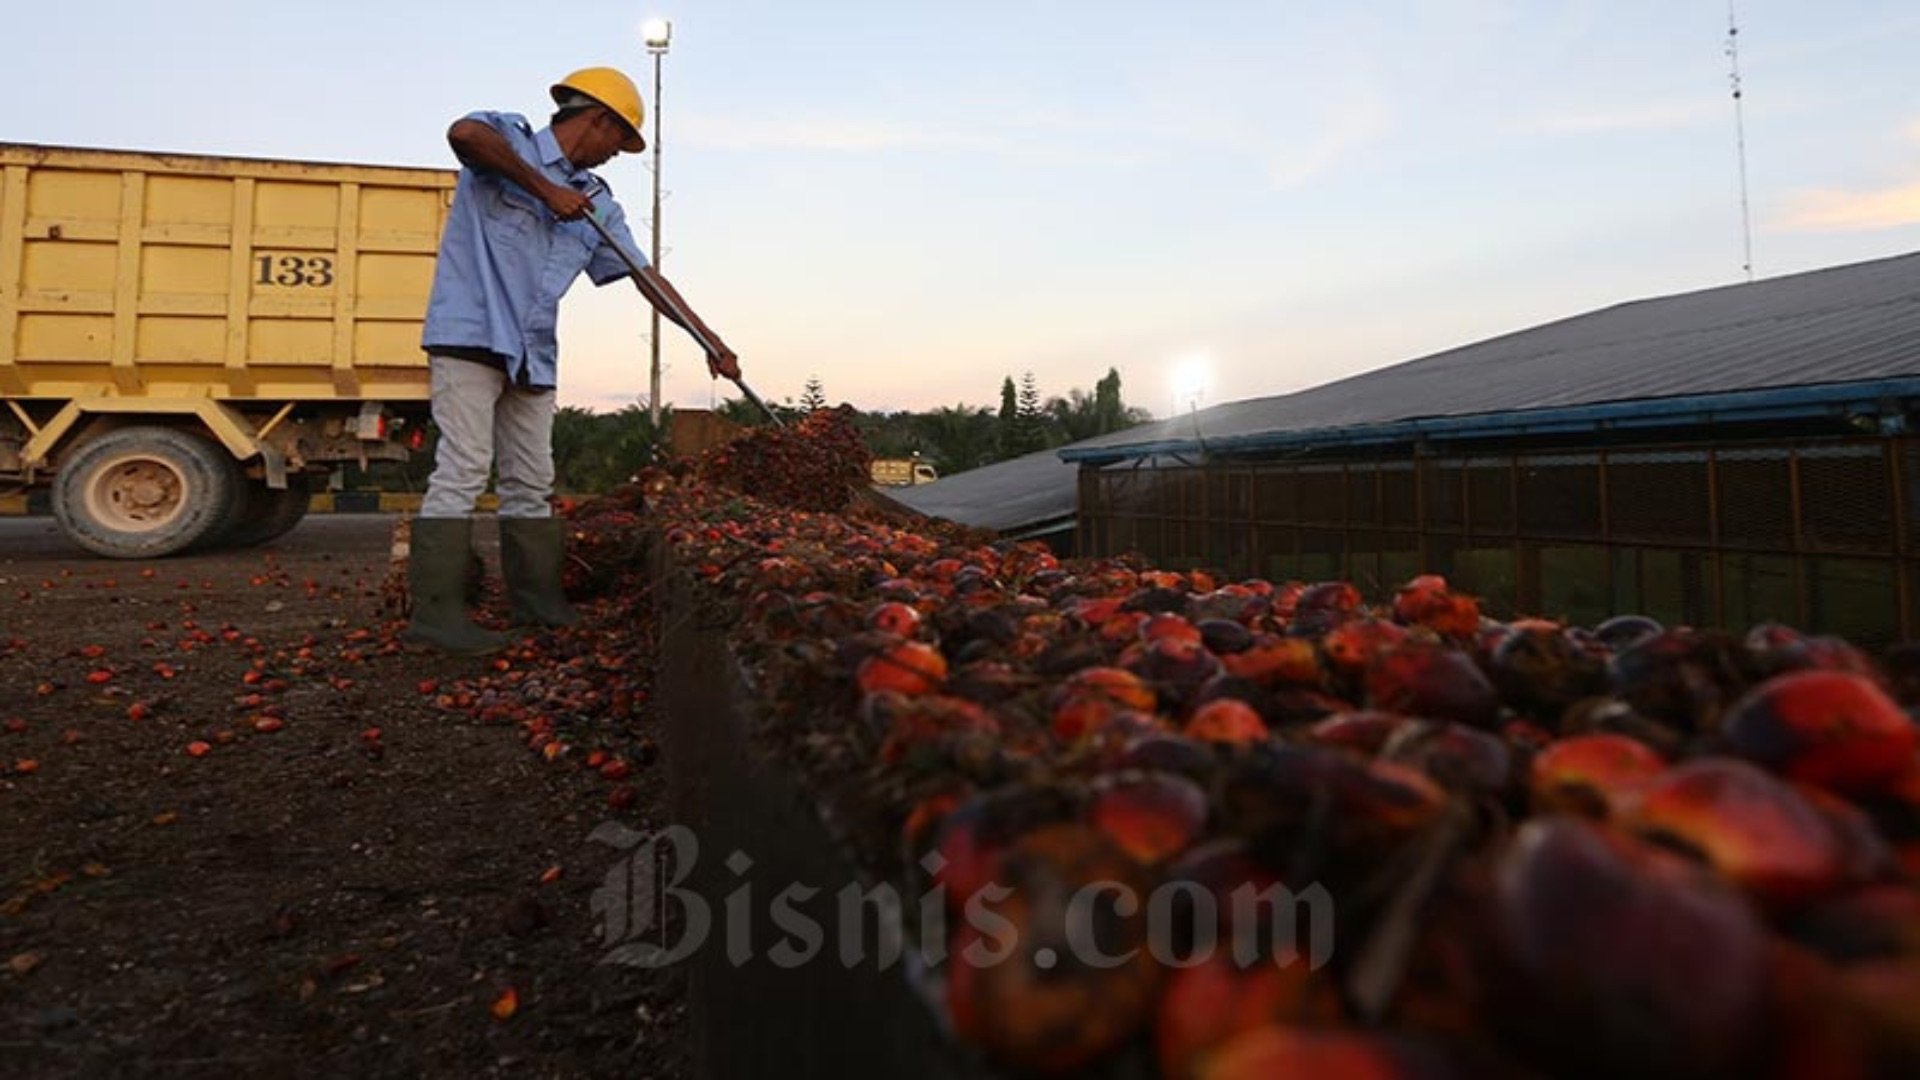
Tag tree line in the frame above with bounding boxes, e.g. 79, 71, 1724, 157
716, 367, 1152, 476
356, 369, 1151, 495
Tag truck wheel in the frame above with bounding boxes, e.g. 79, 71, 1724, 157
52, 426, 241, 559
222, 478, 313, 548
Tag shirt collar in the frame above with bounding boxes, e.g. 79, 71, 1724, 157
535, 126, 587, 180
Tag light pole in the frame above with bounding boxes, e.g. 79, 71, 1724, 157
641, 17, 672, 427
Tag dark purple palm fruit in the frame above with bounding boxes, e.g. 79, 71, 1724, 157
1593, 613, 1664, 652
1480, 818, 1768, 1079
1289, 580, 1363, 637
1606, 628, 1763, 736
1488, 621, 1610, 730
1380, 720, 1517, 803
1744, 622, 1879, 682
1366, 641, 1502, 729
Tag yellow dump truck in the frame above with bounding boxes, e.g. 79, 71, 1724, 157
869, 457, 939, 486
0, 143, 453, 557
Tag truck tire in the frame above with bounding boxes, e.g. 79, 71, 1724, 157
221, 478, 313, 548
52, 426, 241, 559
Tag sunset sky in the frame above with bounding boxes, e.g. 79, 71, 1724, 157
5, 1, 1917, 417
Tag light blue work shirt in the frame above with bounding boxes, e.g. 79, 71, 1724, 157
422, 111, 645, 389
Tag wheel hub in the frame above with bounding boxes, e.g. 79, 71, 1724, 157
87, 457, 189, 532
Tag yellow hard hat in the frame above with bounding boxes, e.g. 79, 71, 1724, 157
550, 67, 646, 152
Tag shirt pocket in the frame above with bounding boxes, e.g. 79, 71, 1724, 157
553, 219, 599, 275
489, 180, 549, 239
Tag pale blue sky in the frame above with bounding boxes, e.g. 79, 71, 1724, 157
5, 1, 1917, 415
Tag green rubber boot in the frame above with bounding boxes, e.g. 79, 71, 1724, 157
402, 517, 510, 655
500, 517, 580, 629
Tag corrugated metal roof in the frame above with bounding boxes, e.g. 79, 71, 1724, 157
885, 447, 1080, 533
1063, 250, 1920, 464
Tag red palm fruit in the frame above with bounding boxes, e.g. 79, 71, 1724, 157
1393, 576, 1482, 639
1487, 623, 1609, 727
1631, 759, 1850, 910
1157, 957, 1344, 1080
1051, 693, 1118, 744
1090, 772, 1210, 864
1723, 670, 1918, 794
1099, 610, 1152, 645
1380, 721, 1514, 798
1309, 711, 1413, 756
854, 639, 946, 697
925, 557, 966, 582
1322, 618, 1409, 681
1295, 581, 1362, 618
1391, 574, 1450, 621
869, 693, 1001, 765
1197, 1026, 1439, 1080
1127, 636, 1225, 707
1186, 699, 1267, 745
946, 824, 1161, 1075
1108, 734, 1217, 783
1423, 591, 1483, 639
1529, 733, 1666, 817
1141, 569, 1189, 591
928, 787, 1081, 914
1269, 582, 1304, 619
1141, 612, 1203, 645
1220, 635, 1321, 688
865, 600, 922, 637
1067, 595, 1126, 628
900, 786, 970, 863
1484, 818, 1768, 1079
1365, 643, 1501, 728
1051, 667, 1156, 743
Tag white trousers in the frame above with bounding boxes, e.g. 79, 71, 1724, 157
419, 354, 556, 519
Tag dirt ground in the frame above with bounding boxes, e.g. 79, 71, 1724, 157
0, 515, 687, 1079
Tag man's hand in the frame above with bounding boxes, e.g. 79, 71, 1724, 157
541, 182, 593, 221
706, 347, 741, 381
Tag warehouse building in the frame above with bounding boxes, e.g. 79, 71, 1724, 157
1048, 251, 1920, 644
888, 446, 1079, 551
898, 252, 1920, 643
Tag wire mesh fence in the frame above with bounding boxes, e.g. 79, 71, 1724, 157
1078, 435, 1916, 646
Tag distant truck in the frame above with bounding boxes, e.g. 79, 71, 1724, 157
0, 143, 451, 557
870, 457, 938, 487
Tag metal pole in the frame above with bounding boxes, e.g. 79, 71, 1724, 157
648, 47, 665, 427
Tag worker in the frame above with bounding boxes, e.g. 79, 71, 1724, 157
406, 67, 739, 654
